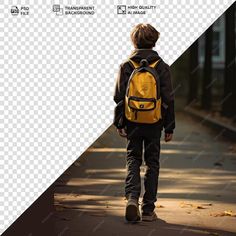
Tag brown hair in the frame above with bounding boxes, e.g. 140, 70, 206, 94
130, 24, 160, 49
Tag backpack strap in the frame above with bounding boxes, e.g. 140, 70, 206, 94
128, 59, 140, 69
149, 59, 161, 68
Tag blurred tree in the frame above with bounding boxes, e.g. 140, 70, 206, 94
201, 25, 213, 110
222, 2, 236, 118
188, 40, 199, 104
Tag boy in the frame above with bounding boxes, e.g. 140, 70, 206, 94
114, 24, 175, 222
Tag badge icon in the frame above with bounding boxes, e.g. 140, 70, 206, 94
117, 5, 126, 14
11, 6, 19, 15
53, 4, 63, 15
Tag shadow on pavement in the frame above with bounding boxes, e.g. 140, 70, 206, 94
54, 113, 236, 235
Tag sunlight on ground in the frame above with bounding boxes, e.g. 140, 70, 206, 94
65, 178, 122, 186
54, 112, 236, 235
85, 168, 126, 174
86, 148, 235, 156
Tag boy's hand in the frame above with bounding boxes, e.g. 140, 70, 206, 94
165, 133, 173, 142
117, 128, 127, 138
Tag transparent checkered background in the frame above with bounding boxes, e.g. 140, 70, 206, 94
0, 0, 234, 233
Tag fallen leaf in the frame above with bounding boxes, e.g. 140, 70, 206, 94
195, 205, 206, 209
87, 198, 95, 201
214, 162, 223, 167
179, 202, 194, 208
224, 210, 236, 216
179, 202, 211, 210
201, 203, 213, 206
210, 210, 236, 217
179, 202, 188, 208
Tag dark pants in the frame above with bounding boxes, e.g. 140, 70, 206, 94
125, 121, 162, 213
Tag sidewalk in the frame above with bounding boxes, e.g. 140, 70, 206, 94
54, 112, 236, 236
184, 106, 236, 140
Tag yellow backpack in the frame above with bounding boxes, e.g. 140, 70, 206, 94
125, 59, 162, 124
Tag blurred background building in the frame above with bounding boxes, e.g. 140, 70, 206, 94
171, 2, 236, 129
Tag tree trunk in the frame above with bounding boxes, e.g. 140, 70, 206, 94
188, 40, 199, 105
222, 2, 236, 118
201, 25, 213, 110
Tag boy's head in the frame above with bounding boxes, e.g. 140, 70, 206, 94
130, 24, 160, 49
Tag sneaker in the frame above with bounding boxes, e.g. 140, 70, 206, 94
125, 198, 141, 222
142, 211, 158, 222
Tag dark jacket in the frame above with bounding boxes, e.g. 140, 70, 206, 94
114, 49, 175, 133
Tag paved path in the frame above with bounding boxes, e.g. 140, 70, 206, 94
54, 112, 236, 236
